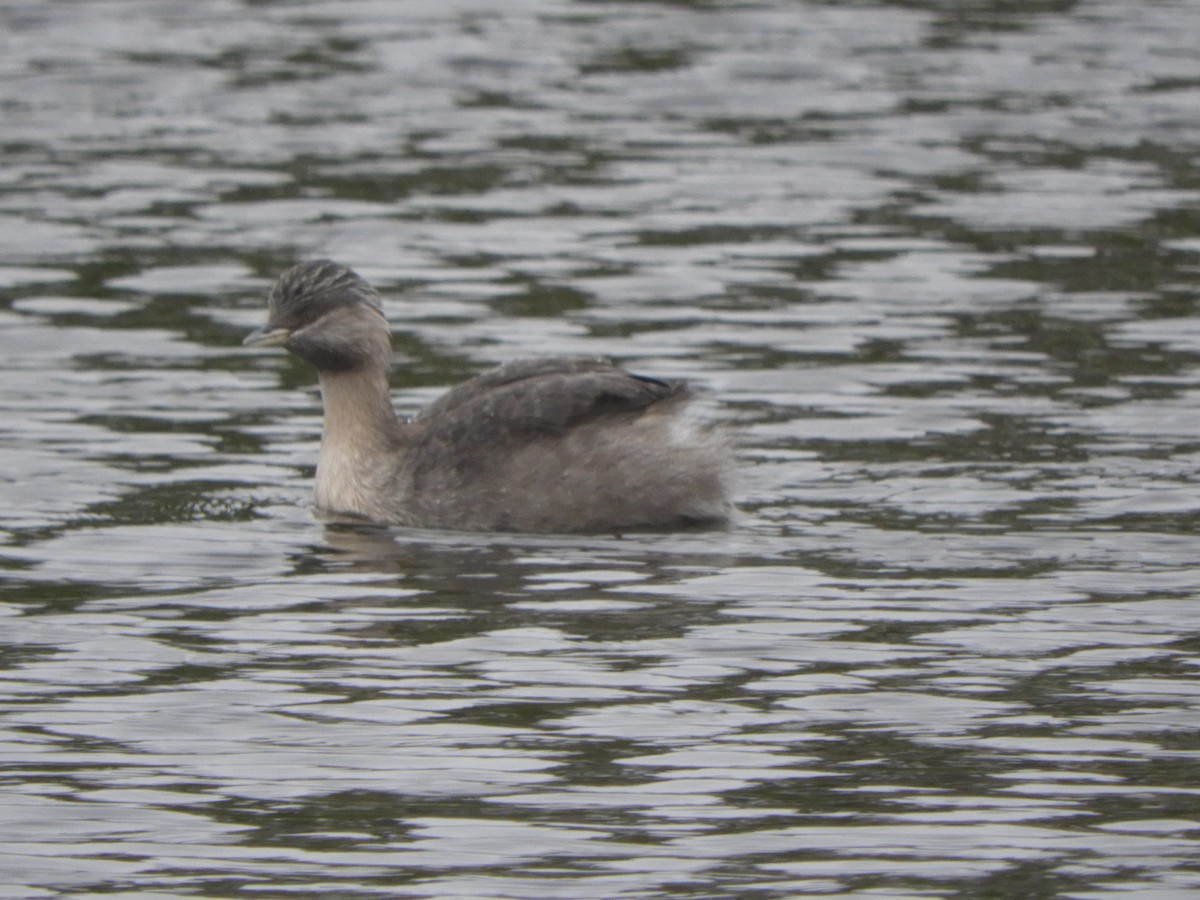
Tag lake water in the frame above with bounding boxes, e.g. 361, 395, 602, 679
2, 0, 1199, 897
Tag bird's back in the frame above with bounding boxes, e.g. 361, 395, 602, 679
394, 357, 732, 532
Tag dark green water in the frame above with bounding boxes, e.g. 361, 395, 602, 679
1, 1, 1199, 897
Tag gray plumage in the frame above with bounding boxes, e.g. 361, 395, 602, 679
245, 260, 733, 533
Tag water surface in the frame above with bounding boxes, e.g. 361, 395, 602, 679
2, 0, 1199, 897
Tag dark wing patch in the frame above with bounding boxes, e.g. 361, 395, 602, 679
410, 357, 689, 482
416, 357, 648, 420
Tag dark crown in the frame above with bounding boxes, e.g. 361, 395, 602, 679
268, 260, 383, 327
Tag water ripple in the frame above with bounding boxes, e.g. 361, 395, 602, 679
1, 0, 1199, 897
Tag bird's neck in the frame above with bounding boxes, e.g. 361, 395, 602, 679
313, 366, 404, 517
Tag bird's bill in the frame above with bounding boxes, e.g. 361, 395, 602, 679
243, 325, 291, 347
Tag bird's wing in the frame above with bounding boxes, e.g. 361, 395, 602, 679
419, 357, 623, 415
410, 357, 689, 477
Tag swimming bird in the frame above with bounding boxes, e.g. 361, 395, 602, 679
244, 260, 732, 533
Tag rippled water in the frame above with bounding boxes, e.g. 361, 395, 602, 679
2, 0, 1199, 897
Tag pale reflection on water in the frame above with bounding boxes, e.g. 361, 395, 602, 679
2, 0, 1200, 897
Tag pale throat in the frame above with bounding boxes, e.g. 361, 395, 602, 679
313, 367, 400, 515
